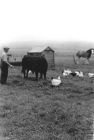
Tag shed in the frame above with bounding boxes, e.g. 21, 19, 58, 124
27, 46, 55, 69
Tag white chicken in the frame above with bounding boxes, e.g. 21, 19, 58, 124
51, 76, 61, 87
62, 72, 68, 77
62, 69, 72, 77
64, 69, 72, 75
78, 71, 84, 78
88, 73, 94, 78
75, 71, 80, 76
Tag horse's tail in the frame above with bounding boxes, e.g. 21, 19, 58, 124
73, 55, 78, 64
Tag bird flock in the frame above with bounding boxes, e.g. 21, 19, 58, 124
62, 69, 84, 78
51, 68, 94, 87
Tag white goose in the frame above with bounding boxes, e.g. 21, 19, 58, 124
78, 71, 84, 78
51, 76, 61, 87
88, 73, 94, 78
62, 71, 68, 77
64, 69, 72, 75
62, 69, 72, 77
75, 71, 80, 76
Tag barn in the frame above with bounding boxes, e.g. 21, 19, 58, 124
27, 46, 55, 69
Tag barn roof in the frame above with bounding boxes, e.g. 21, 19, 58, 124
28, 46, 54, 53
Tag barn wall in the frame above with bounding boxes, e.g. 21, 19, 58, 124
42, 50, 55, 69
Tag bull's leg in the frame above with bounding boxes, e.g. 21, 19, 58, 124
26, 69, 29, 78
23, 70, 26, 78
24, 71, 27, 78
35, 72, 38, 81
40, 73, 43, 79
24, 72, 25, 78
21, 68, 26, 78
44, 72, 46, 80
32, 71, 34, 74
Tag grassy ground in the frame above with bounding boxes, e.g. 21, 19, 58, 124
0, 57, 94, 140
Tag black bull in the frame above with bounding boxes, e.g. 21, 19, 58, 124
21, 55, 48, 80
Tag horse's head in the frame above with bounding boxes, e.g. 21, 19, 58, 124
91, 48, 94, 54
86, 48, 94, 56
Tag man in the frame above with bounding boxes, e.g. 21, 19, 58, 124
1, 47, 13, 84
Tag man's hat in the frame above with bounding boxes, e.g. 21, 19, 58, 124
3, 47, 10, 51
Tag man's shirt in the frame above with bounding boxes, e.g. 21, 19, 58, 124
1, 52, 8, 62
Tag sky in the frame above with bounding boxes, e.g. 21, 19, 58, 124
0, 0, 94, 49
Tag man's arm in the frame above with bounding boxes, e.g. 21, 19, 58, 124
6, 61, 14, 68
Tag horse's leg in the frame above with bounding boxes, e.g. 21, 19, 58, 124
77, 56, 80, 64
86, 58, 89, 64
73, 55, 77, 64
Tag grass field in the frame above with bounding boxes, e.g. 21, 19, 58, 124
0, 55, 94, 140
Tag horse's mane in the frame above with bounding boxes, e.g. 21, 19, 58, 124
86, 48, 93, 59
86, 48, 92, 53
76, 48, 93, 59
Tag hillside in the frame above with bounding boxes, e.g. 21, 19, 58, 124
0, 41, 94, 57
